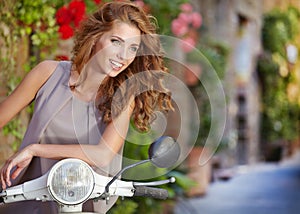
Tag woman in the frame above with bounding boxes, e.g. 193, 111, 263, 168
0, 1, 173, 213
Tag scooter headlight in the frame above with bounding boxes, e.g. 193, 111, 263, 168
47, 158, 94, 205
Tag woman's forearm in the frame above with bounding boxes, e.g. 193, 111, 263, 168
29, 143, 119, 167
1, 142, 123, 189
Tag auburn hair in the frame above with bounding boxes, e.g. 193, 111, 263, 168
71, 1, 173, 132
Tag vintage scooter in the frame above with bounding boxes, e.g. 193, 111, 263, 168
0, 136, 180, 213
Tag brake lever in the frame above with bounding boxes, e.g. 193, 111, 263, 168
133, 177, 176, 187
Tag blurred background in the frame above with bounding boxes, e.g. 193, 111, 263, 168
0, 0, 299, 213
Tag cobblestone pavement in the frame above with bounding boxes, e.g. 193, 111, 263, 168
174, 152, 300, 214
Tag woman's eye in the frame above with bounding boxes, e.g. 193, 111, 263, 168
111, 39, 121, 46
129, 46, 138, 53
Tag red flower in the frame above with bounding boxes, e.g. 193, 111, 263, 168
94, 0, 101, 4
58, 25, 74, 40
56, 6, 72, 25
55, 55, 69, 61
74, 14, 87, 27
56, 0, 87, 39
69, 0, 85, 18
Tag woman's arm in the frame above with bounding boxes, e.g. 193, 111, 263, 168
0, 98, 135, 189
0, 60, 59, 128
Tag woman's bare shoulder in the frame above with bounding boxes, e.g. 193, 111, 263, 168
32, 60, 60, 78
25, 60, 60, 85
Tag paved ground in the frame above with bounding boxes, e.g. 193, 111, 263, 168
174, 152, 300, 214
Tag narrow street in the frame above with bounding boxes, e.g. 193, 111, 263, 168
175, 152, 300, 214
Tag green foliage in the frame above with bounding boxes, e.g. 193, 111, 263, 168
1, 76, 27, 151
108, 199, 138, 214
258, 52, 299, 143
262, 6, 300, 56
259, 6, 300, 144
14, 0, 59, 47
196, 41, 229, 76
1, 74, 35, 151
0, 0, 59, 149
0, 0, 20, 80
2, 119, 26, 152
0, 0, 59, 78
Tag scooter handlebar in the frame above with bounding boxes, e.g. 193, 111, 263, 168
133, 186, 168, 200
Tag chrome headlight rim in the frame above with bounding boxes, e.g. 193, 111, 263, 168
47, 158, 95, 205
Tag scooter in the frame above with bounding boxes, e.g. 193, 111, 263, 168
0, 136, 180, 213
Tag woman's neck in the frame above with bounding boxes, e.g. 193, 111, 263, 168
70, 66, 106, 102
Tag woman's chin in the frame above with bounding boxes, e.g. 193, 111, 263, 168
107, 70, 121, 77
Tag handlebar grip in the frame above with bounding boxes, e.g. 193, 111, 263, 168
133, 186, 168, 200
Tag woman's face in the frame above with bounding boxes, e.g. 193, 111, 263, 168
93, 22, 141, 77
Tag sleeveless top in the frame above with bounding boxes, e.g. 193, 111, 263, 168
39, 83, 103, 174
0, 61, 121, 214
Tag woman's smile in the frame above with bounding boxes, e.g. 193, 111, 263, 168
109, 59, 124, 71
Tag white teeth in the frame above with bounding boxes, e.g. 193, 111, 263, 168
110, 60, 122, 68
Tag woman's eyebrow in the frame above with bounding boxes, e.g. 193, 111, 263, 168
112, 35, 140, 46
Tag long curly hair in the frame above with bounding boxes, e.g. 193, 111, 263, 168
71, 1, 173, 132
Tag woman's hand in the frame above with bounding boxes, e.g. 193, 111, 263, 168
0, 145, 34, 189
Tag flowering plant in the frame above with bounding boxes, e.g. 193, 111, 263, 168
55, 0, 85, 39
171, 3, 202, 52
55, 0, 102, 40
56, 0, 88, 39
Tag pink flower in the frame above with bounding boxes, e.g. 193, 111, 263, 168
178, 12, 193, 24
180, 3, 193, 13
134, 0, 145, 8
191, 12, 202, 28
171, 18, 189, 37
171, 3, 202, 53
181, 36, 196, 53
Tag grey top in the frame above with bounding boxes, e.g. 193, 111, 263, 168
39, 90, 102, 174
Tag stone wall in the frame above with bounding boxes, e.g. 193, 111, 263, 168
192, 0, 263, 165
0, 35, 30, 166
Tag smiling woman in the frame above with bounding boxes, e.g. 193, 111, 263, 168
0, 1, 173, 213
91, 22, 142, 77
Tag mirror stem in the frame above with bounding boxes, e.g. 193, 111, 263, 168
105, 159, 150, 193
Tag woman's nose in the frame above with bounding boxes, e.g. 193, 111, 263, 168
117, 49, 126, 60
